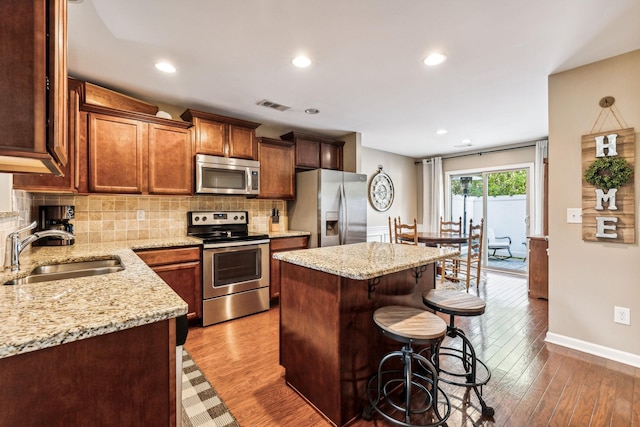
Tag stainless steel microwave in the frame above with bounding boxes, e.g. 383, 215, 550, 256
195, 154, 260, 196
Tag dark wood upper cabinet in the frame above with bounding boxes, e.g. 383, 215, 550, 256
181, 109, 260, 160
0, 0, 68, 175
13, 78, 82, 192
88, 113, 147, 194
280, 131, 344, 171
15, 78, 193, 195
257, 137, 295, 199
86, 110, 192, 195
148, 124, 192, 195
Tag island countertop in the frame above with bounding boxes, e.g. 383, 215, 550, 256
273, 241, 457, 280
0, 237, 200, 359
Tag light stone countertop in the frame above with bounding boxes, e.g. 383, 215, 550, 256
0, 237, 201, 359
273, 241, 458, 280
268, 230, 311, 239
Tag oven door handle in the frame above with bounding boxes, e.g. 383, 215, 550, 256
203, 239, 270, 249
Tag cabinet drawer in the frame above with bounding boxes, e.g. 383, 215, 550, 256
270, 236, 309, 251
135, 246, 201, 266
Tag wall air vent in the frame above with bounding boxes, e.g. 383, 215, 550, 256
256, 99, 291, 112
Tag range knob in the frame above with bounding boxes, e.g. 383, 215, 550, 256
194, 216, 200, 222
234, 215, 238, 220
202, 216, 207, 222
240, 215, 245, 220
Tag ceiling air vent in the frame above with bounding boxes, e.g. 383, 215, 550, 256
256, 99, 290, 112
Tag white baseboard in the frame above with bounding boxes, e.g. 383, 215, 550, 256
545, 332, 640, 368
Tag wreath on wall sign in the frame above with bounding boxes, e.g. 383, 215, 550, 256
584, 156, 633, 190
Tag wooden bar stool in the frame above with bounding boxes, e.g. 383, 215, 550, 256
363, 306, 451, 426
421, 289, 494, 417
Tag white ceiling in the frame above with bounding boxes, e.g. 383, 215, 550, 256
67, 0, 640, 158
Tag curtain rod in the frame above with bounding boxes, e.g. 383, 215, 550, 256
415, 140, 544, 164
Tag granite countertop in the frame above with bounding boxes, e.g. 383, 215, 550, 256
273, 241, 458, 280
0, 237, 201, 359
268, 230, 311, 238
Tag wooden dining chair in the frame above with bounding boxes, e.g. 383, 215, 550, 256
439, 216, 462, 282
445, 218, 484, 292
388, 216, 418, 245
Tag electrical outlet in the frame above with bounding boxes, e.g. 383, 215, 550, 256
614, 306, 630, 325
136, 209, 145, 221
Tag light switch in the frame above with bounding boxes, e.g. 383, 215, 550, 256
567, 208, 582, 224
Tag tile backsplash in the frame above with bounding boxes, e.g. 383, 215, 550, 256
27, 194, 287, 244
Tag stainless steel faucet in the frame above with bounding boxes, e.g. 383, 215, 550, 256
4, 221, 74, 272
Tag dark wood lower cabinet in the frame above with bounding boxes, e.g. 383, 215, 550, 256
269, 236, 309, 301
136, 246, 202, 321
528, 236, 548, 299
0, 318, 176, 427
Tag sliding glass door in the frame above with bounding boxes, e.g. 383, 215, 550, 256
446, 166, 531, 274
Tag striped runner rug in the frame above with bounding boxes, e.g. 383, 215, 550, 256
182, 350, 241, 427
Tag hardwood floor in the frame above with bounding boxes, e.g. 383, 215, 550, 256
185, 272, 640, 426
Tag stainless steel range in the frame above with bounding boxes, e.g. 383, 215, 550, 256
187, 211, 270, 326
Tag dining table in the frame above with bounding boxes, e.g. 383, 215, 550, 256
411, 231, 468, 247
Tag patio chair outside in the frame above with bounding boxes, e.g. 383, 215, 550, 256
487, 228, 512, 258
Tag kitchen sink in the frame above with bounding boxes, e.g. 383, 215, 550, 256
4, 257, 124, 286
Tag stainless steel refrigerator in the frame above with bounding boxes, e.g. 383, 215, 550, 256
288, 169, 367, 248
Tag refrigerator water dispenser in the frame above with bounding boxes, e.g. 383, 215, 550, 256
325, 211, 339, 236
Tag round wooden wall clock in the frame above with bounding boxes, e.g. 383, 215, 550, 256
369, 166, 394, 211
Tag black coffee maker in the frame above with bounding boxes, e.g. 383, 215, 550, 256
35, 205, 75, 246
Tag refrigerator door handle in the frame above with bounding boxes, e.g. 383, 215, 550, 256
339, 184, 347, 245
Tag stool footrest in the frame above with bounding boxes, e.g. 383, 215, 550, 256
429, 346, 491, 388
364, 346, 451, 426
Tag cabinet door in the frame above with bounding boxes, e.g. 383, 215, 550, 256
269, 236, 309, 300
88, 113, 146, 193
49, 0, 68, 167
258, 138, 295, 199
136, 246, 202, 321
228, 125, 257, 160
528, 237, 548, 299
13, 79, 79, 192
194, 118, 226, 156
152, 262, 202, 321
148, 124, 192, 195
320, 142, 343, 170
295, 138, 320, 169
0, 0, 66, 174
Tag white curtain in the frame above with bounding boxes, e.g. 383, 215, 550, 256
533, 139, 548, 236
421, 157, 444, 232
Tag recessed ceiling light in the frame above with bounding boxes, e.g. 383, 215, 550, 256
155, 62, 176, 73
304, 108, 320, 115
454, 143, 473, 148
423, 53, 447, 66
292, 56, 312, 68
461, 139, 472, 144
436, 129, 448, 135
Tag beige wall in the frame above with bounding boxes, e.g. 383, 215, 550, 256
548, 49, 640, 364
415, 146, 536, 225
361, 147, 417, 230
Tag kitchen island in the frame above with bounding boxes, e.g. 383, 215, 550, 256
0, 238, 196, 427
273, 242, 455, 427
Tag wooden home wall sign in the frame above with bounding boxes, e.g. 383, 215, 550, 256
581, 127, 635, 243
